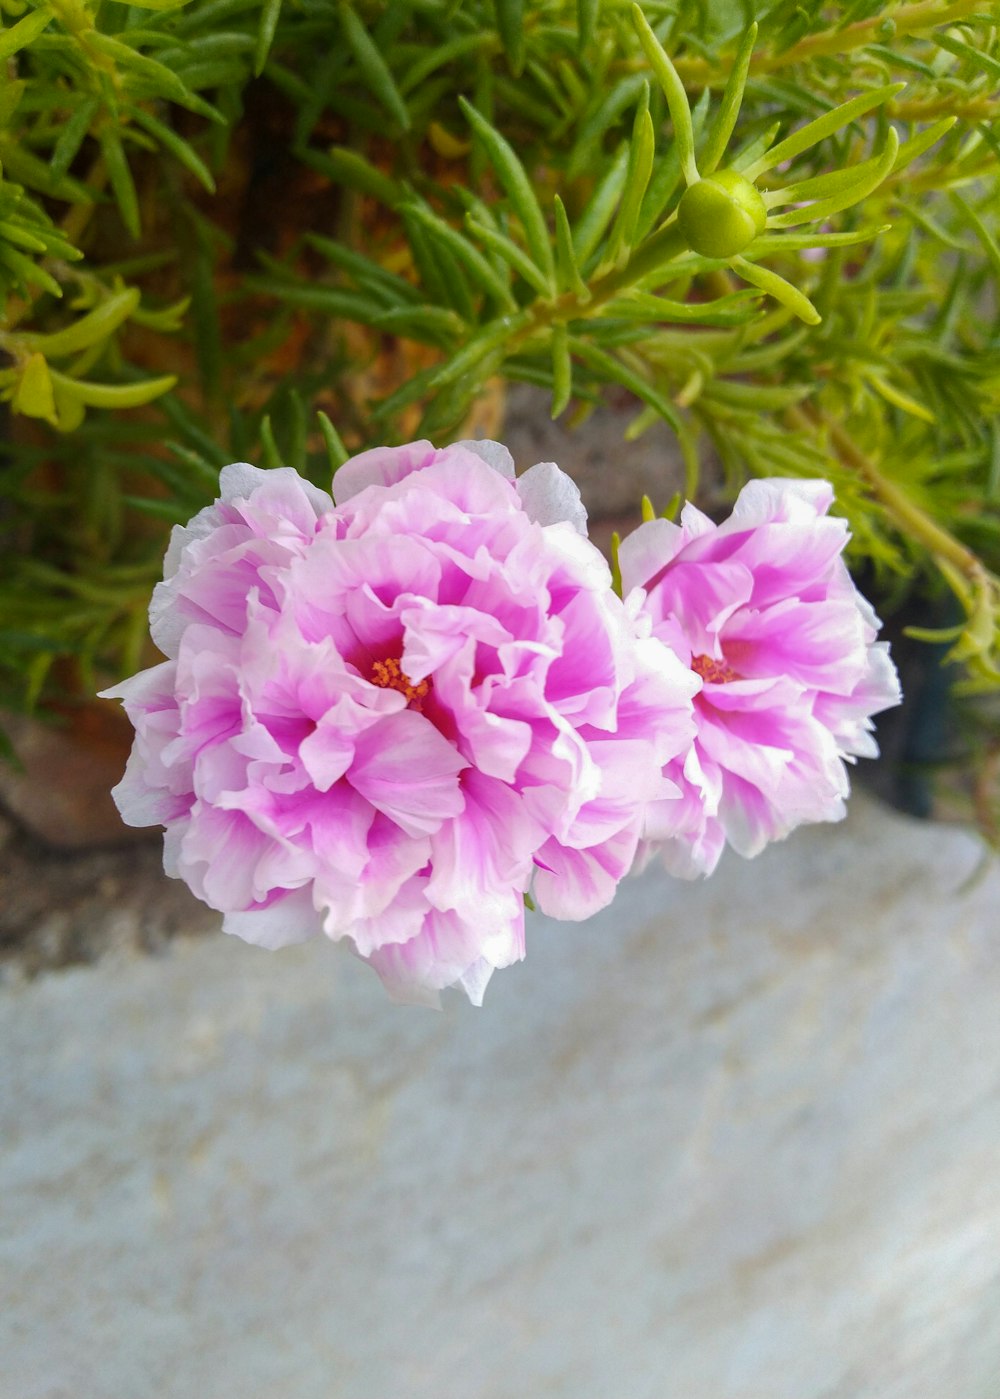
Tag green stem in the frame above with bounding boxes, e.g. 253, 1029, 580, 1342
634, 0, 985, 87
510, 220, 690, 350
792, 406, 988, 586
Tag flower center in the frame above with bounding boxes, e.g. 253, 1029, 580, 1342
370, 655, 430, 705
691, 653, 741, 685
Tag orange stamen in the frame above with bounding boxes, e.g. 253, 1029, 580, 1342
691, 653, 741, 685
370, 656, 430, 704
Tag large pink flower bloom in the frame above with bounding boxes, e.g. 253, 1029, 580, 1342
102, 440, 696, 1004
619, 478, 901, 877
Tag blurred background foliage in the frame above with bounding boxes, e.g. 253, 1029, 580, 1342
0, 0, 998, 819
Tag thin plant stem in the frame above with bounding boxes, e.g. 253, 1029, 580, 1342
625, 0, 986, 87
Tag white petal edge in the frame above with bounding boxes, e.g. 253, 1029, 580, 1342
453, 438, 516, 481
223, 886, 324, 950
217, 461, 334, 517
515, 460, 588, 535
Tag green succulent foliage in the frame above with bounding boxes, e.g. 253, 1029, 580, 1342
1, 0, 1000, 754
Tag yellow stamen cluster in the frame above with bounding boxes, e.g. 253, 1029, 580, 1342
691, 653, 741, 685
370, 656, 430, 704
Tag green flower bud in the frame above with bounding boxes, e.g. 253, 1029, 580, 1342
677, 169, 767, 259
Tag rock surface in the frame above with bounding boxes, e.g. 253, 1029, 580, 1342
0, 810, 216, 979
3, 792, 1000, 1399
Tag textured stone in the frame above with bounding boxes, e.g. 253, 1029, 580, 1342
2, 793, 999, 1399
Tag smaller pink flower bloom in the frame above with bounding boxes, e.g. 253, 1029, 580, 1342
620, 478, 901, 877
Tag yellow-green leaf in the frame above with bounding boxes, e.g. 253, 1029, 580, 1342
21, 288, 140, 360
48, 367, 177, 408
13, 352, 57, 423
0, 6, 53, 61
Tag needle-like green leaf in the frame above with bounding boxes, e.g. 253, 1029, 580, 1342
338, 2, 411, 132
254, 0, 282, 74
459, 97, 555, 286
700, 22, 757, 177
730, 256, 821, 325
631, 3, 698, 187
745, 83, 905, 180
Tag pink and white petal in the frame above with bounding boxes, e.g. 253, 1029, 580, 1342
426, 770, 538, 921
99, 658, 178, 715
236, 466, 332, 530
532, 824, 637, 920
697, 706, 796, 795
298, 722, 356, 793
366, 904, 523, 1006
223, 885, 323, 950
292, 783, 375, 878
290, 532, 442, 647
162, 821, 184, 879
357, 818, 432, 922
162, 503, 226, 582
411, 454, 522, 520
653, 812, 726, 879
641, 778, 700, 845
331, 440, 438, 504
516, 460, 588, 535
726, 476, 834, 529
732, 520, 850, 611
151, 537, 294, 655
110, 745, 191, 827
191, 734, 255, 805
564, 738, 673, 847
724, 597, 867, 693
178, 804, 274, 910
400, 601, 510, 684
653, 559, 754, 652
447, 692, 534, 783
457, 959, 498, 1008
848, 640, 901, 717
619, 518, 686, 593
453, 438, 516, 480
544, 590, 624, 728
517, 712, 600, 835
717, 771, 801, 858
349, 710, 467, 837
532, 519, 613, 595
677, 500, 718, 538
344, 871, 430, 956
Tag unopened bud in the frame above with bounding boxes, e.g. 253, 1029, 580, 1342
677, 169, 767, 259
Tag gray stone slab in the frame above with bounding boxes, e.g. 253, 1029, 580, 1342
2, 793, 1000, 1399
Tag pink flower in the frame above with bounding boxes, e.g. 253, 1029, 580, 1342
619, 478, 901, 877
102, 441, 696, 1005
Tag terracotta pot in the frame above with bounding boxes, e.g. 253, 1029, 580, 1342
0, 704, 149, 851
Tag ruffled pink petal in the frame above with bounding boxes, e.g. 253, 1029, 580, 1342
223, 885, 323, 950
400, 600, 510, 684
618, 517, 685, 594
178, 804, 276, 909
532, 823, 638, 920
366, 903, 525, 1007
348, 710, 467, 837
726, 476, 834, 528
426, 769, 539, 922
331, 440, 439, 503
